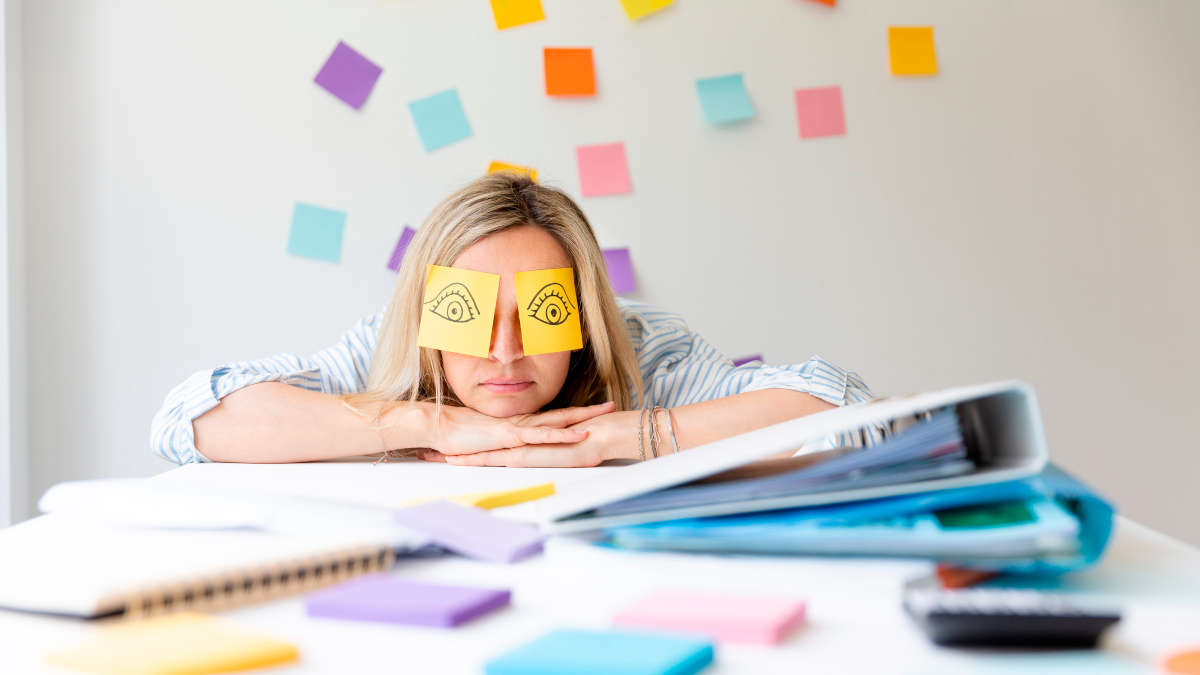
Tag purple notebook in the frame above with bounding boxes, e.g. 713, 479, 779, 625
305, 574, 510, 627
393, 500, 546, 563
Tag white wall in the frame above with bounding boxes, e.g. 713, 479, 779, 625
1, 0, 25, 527
19, 1, 1200, 542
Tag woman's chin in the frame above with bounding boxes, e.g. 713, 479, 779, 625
472, 396, 540, 419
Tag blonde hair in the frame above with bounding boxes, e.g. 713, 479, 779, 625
356, 173, 641, 414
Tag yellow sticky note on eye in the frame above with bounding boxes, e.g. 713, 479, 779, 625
620, 0, 674, 20
418, 265, 500, 358
46, 612, 298, 675
515, 267, 583, 356
488, 160, 539, 182
490, 0, 545, 30
889, 26, 938, 76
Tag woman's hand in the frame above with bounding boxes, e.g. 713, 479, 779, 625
418, 409, 640, 467
409, 401, 617, 457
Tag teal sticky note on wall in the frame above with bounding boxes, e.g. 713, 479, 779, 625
408, 88, 473, 152
287, 202, 346, 263
695, 73, 755, 125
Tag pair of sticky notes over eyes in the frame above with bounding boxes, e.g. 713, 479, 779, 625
307, 574, 510, 627
486, 629, 712, 675
614, 590, 807, 644
417, 265, 583, 357
46, 613, 298, 675
889, 26, 938, 75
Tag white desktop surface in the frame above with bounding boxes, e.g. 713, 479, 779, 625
1, 462, 1198, 674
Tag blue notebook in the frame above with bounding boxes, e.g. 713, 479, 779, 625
485, 629, 713, 675
606, 466, 1114, 576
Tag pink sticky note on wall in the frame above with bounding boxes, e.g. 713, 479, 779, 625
794, 86, 846, 139
576, 142, 632, 197
613, 590, 806, 645
602, 248, 636, 294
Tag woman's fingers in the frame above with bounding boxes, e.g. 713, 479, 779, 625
515, 425, 588, 446
446, 445, 602, 468
522, 401, 615, 428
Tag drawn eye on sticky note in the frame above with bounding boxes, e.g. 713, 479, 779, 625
418, 265, 500, 358
515, 268, 584, 356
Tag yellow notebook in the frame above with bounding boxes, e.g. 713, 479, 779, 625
46, 612, 298, 675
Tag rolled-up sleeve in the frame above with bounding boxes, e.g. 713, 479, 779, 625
149, 311, 383, 465
622, 299, 883, 450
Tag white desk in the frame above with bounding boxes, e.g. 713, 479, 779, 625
1, 462, 1198, 674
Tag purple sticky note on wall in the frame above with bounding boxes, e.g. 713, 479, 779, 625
393, 500, 545, 563
314, 41, 383, 110
387, 226, 416, 272
732, 354, 763, 367
306, 574, 510, 627
602, 248, 636, 294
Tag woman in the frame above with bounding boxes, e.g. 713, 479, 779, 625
151, 174, 876, 467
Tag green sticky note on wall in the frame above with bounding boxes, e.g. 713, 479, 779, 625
287, 202, 346, 263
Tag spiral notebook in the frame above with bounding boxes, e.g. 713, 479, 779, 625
0, 512, 419, 619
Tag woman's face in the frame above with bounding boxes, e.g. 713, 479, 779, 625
440, 224, 575, 418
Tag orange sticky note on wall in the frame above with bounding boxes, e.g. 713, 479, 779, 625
490, 0, 545, 30
544, 48, 596, 96
488, 161, 539, 182
889, 26, 938, 76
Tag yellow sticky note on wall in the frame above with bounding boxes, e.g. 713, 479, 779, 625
889, 26, 938, 76
620, 0, 674, 21
514, 267, 584, 356
490, 0, 545, 30
418, 265, 500, 358
488, 161, 539, 182
47, 612, 298, 675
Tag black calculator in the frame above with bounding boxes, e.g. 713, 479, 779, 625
903, 585, 1122, 648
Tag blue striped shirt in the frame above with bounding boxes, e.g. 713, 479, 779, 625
150, 298, 878, 464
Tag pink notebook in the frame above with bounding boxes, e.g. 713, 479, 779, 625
612, 590, 806, 645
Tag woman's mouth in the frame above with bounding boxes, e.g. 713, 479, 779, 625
481, 378, 534, 394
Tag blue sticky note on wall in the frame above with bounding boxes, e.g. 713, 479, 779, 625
485, 629, 714, 675
287, 202, 346, 263
408, 88, 473, 152
695, 73, 755, 125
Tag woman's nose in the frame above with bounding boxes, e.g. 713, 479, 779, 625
489, 305, 525, 364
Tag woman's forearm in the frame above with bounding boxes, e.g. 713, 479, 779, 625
193, 382, 428, 463
658, 389, 836, 456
